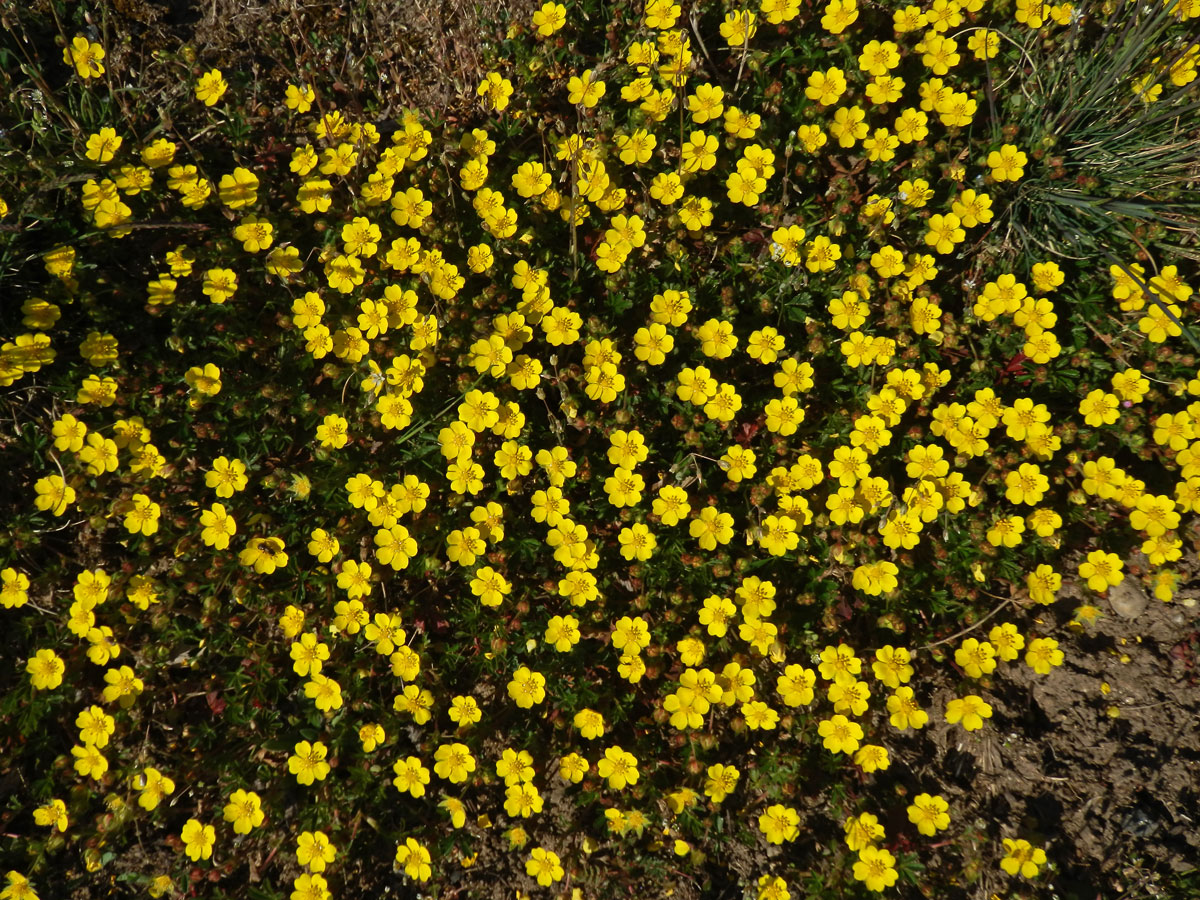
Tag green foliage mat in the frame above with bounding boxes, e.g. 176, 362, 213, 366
1, 0, 1199, 898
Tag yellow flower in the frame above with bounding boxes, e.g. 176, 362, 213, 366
123, 494, 161, 536
33, 798, 68, 832
358, 722, 385, 752
84, 128, 122, 164
34, 474, 76, 516
304, 673, 343, 712
851, 560, 899, 595
296, 830, 337, 873
102, 664, 144, 707
617, 523, 656, 561
925, 213, 965, 254
69, 743, 107, 779
477, 72, 514, 112
78, 332, 119, 367
818, 714, 864, 754
142, 139, 178, 171
1, 568, 29, 610
559, 752, 589, 783
467, 566, 509, 608
650, 171, 684, 204
526, 848, 564, 886
195, 69, 228, 106
288, 741, 330, 785
863, 128, 899, 161
567, 69, 606, 107
1004, 463, 1049, 506
205, 456, 247, 497
199, 503, 236, 550
316, 414, 349, 449
720, 8, 758, 45
439, 795, 468, 828
988, 144, 1028, 182
394, 837, 432, 882
887, 686, 928, 730
597, 745, 639, 789
758, 804, 800, 844
987, 515, 1025, 548
806, 67, 847, 105
21, 297, 62, 330
26, 649, 65, 690
1130, 494, 1179, 536
64, 36, 105, 79
844, 812, 884, 851
505, 781, 544, 817
1111, 367, 1149, 402
1000, 838, 1047, 878
496, 747, 535, 785
233, 215, 274, 253
336, 559, 372, 599
701, 763, 739, 803
1077, 549, 1123, 593
690, 506, 734, 550
955, 638, 997, 678
853, 845, 899, 892
392, 756, 431, 797
223, 789, 265, 834
531, 1, 567, 35
688, 82, 725, 123
43, 244, 76, 279
907, 793, 950, 835
645, 0, 681, 29
609, 616, 649, 655
507, 666, 546, 708
757, 874, 790, 900
872, 646, 913, 688
183, 362, 222, 397
446, 526, 485, 565
180, 818, 215, 861
545, 614, 581, 652
945, 694, 992, 731
434, 742, 477, 783
394, 684, 433, 722
217, 166, 258, 209
1025, 637, 1064, 674
285, 83, 315, 112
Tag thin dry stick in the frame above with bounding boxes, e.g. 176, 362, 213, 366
688, 5, 723, 87
922, 595, 1015, 650
733, 11, 752, 88
949, 26, 1042, 99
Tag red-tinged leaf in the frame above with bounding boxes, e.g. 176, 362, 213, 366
206, 691, 227, 716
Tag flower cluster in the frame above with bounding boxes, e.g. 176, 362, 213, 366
5, 2, 1198, 898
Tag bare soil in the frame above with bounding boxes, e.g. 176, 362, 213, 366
897, 587, 1200, 900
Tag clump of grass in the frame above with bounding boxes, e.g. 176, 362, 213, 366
1000, 0, 1200, 255
994, 0, 1200, 349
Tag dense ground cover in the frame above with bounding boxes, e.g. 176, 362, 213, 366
1, 0, 1199, 898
